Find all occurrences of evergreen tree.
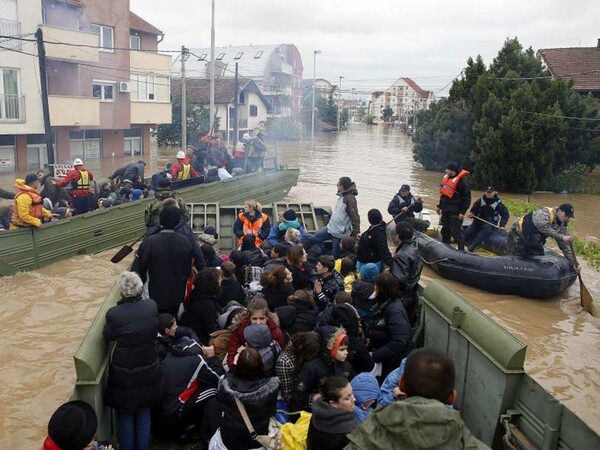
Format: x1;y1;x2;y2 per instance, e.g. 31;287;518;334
156;95;217;146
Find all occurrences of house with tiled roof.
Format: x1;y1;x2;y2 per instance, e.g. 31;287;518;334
537;39;600;98
172;77;269;142
370;78;434;123
184;44;303;117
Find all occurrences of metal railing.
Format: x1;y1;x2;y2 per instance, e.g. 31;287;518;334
0;19;21;50
0;95;24;121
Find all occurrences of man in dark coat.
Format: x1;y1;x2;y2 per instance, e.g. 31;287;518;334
314;255;345;311
465;185;510;252
390;222;423;325
387;184;429;232
132;205;194;317
437;162;471;251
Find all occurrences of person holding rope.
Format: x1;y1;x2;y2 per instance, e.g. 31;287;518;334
387;184;429;232
465;185;509;252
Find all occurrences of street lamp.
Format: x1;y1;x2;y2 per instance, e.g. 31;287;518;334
337;75;344;131
311;50;321;145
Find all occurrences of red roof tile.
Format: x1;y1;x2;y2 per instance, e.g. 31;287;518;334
401;77;427;97
130;11;163;35
537;47;600;92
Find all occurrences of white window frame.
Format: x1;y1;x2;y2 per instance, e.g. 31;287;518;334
90;24;114;52
0;67;22;121
92;80;115;102
130;74;169;102
130;35;140;50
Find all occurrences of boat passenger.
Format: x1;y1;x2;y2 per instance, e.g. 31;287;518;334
387;184;429;232
266;209;308;247
378;357;406;407
306;377;360;450
274;289;319;338
264;242;289;272
437;162;471;251
339;256;358;293
351;263;379;322
233;199;271;247
465;185;510;252
302;177;360;257
284;227;302;246
180;268;222;345
54;158;95;215
209;347;280;450
356;208;393;272
284;244;315;291
391;222;423;325
9;173;52;229
171;150;198;180
227;296;285;367
275;331;320;402
314;255;345;311
289;326;354;414
508;203;580;272
368;273;412;378
261;265;295;311
132;206;194;317
202;243;224;268
239;233;269;267
103;271;162;450
144;177;190;227
350;372;380;422
109;160;146;185
156;313;199;361
217;261;246;308
43;400;113;450
244;323;282;375
346;348;491;450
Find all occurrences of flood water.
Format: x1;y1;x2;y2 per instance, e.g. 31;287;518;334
1;125;599;447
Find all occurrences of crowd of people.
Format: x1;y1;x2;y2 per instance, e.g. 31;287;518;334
38;162;581;449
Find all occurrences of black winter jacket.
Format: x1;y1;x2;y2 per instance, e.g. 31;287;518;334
391;239;423;292
328;304;374;374
217;373;280;450
356;222;393;267
104;296;162;413
217;276;246;308
156;325;199;361
285;261;315;291
437;173;471;216
263;282;295;311
146;221;206;271
131;230;193;312
368;298;411;368
276;299;319;337
180;291;221;345
307;399;359;450
314;271;345;310
470;194;510;227
388;192;423;222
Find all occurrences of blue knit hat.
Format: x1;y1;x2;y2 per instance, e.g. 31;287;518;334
350;373;380;404
359;263;379;281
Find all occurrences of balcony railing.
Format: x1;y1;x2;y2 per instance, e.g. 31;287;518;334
0;18;21;50
0;94;24;121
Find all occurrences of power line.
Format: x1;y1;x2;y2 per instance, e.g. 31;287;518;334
521;110;600;122
521;120;600;133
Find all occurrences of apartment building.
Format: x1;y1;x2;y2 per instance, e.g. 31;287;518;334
0;0;171;172
370;77;434;122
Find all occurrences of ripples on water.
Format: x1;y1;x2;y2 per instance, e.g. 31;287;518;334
0;125;599;446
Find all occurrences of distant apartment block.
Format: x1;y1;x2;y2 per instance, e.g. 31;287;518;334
0;0;172;172
370;77;434;122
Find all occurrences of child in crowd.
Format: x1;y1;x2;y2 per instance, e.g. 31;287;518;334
351;262;379;322
350;373;380;422
339;256;359;293
306;377;360;450
156;313;199;361
227;296;285;367
314;255;345;310
243;323;282;375
290;326;354;413
217;261;246;307
275;331;320;401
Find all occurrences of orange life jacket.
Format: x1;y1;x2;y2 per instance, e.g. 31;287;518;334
10;190;43;228
238;212;268;246
439;169;469;199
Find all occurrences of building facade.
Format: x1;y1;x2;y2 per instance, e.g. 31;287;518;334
370;77;434;123
185;44;303;117
0;0;172;172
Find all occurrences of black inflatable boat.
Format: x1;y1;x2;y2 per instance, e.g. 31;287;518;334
415;232;577;298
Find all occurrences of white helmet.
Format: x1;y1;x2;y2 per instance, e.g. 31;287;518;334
176;150;185;159
73;158;83;166
242;133;251;141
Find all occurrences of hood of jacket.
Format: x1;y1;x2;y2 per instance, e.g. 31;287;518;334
219;372;280;404
275;305;297;331
243;323;272;349
339;182;358;197
318;325;346;353
311;398;359;434
329;304;360;335
154;187;173;200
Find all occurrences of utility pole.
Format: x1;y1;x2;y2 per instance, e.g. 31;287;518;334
35;28;54;167
337;75;344;131
209;0;216;133
233;62;239;152
181;45;188;150
311;50;321;145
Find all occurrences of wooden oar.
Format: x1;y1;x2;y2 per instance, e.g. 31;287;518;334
471;215;507;231
568;242;595;315
111;233;145;263
386;198;423;225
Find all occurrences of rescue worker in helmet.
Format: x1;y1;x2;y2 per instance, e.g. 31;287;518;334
54;158;94;215
170;150;198;181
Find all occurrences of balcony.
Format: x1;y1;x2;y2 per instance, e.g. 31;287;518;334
49;96;100;126
0;95;25;122
41;25;99;63
0;18;21;50
130;51;172;76
131;101;171;125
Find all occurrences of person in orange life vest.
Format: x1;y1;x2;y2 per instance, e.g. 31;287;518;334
233;199;271;246
170;150;198;181
436;162;471;251
54;158;94;215
10;173;53;229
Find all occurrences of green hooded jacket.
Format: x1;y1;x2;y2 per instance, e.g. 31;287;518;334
144;187;190;227
344;396;490;450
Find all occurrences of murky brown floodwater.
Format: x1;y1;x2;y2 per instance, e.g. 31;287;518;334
1;125;599;447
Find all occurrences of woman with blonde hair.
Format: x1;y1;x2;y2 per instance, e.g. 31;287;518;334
233;199;271;246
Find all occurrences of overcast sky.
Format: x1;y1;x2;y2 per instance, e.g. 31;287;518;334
130;0;599;98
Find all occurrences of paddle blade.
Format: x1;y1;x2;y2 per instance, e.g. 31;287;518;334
111;245;133;264
578;275;597;317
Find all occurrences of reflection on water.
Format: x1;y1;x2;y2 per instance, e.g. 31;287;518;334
1;125;599;446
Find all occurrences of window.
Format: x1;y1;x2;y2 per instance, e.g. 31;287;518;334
130;74;169;102
92;82;115;101
69;130;102;160
130;35;140;50
254;51;263;59
216;52;225;60
124;128;142;155
249;105;258;117
90;24;114;51
234;52;243;59
238;92;245;104
0;68;21;120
